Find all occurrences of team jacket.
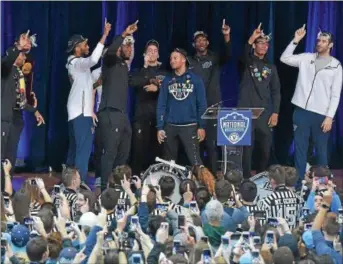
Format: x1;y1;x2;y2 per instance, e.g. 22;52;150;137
280;41;342;118
156;70;207;130
1;46;36;122
238;43;281;114
188;41;231;106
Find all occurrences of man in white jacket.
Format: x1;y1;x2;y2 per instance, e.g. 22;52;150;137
280;25;342;186
65;20;111;182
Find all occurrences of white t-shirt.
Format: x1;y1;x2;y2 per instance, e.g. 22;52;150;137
66;43;104;121
91;67;102;112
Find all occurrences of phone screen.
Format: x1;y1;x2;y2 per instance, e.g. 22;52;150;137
202;249;211;264
267;217;279;227
265;232;274;244
4;197;9;207
131;216;139;225
253;211;266;220
221;236;229;246
253;236;261;245
132;255;141;264
178;215;185;228
201;236;208;243
1;239;7;247
242;232;250;243
30;179;36;185
54;185;60;193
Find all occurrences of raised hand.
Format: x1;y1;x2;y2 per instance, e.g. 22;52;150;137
294;24;306;43
249;23;263;44
103;18;112;36
124;20;139;36
222;19;231;35
34;111;45;126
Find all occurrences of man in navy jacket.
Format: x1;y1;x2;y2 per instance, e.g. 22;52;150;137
156;48;207;166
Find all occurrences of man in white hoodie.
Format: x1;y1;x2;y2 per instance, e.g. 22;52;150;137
280;25;342;187
65;20;111;182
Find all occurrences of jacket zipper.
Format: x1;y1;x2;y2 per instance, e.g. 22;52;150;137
82;91;85;115
304;66;332;110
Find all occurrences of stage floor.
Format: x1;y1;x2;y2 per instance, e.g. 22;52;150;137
10;170;343;193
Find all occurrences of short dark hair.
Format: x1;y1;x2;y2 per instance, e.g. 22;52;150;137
168;254;188;264
111;165;132;185
323;217;340;236
284;166;299;187
195;187;211;211
104;249;119;264
273;247;294;264
179;179;196;195
26;237;48;262
100;189;120;210
239;180;257;202
159;176;175;197
225;169;243;187
268;165;286;185
312;166;331;178
147;215;165;237
37;209;54;234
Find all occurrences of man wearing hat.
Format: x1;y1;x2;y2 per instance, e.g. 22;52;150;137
1;32;45;167
65;20;111;183
156;48;207;166
130;39;168;175
97;21;138;190
238;23;281;179
188;19;231;176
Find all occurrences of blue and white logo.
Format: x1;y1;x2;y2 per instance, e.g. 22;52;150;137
217;110;252;146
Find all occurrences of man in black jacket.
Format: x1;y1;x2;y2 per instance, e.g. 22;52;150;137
129;40;168;175
238;23;281;178
1;33;45;166
97;21;138;190
188;19;231;176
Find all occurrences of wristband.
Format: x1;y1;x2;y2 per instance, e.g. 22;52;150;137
293;41;299;45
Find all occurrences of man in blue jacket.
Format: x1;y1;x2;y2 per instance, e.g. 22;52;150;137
156;48;207;166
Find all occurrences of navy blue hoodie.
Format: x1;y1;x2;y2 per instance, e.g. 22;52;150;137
156;70;207;130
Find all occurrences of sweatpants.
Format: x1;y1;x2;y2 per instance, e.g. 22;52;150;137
97;109;132;191
293;107;329;184
242;112;272;179
130;119;160;175
1;113;24;168
163;123;203;166
200;119;220;175
66;114;93;182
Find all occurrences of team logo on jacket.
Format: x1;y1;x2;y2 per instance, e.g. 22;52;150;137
168;81;194;100
220;112;250;144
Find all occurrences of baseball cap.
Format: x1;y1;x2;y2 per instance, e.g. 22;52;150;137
145;39;159;50
58;247;78;263
215;179;232;203
66;35;88;53
193;31;208;41
122;35;135;45
78;212;97;228
10;225;30;253
172;48;189;65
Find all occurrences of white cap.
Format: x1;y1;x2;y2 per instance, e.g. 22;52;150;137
123;35;135;45
78;212;97;227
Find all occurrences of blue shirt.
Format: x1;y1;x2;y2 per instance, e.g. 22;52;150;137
312;230;342;264
156;70;207;129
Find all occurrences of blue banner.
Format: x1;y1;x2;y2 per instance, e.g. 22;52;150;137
217;110;252;146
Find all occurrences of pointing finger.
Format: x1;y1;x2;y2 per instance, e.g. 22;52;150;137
105;17;107;24
302;24;306;30
187;184;190;193
258;22;262;30
134;20;139;25
222;19;226;27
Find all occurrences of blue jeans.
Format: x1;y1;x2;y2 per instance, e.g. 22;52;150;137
293;107;329;184
66;114;93;182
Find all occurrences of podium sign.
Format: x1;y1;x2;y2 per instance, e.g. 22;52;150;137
217;110;252;146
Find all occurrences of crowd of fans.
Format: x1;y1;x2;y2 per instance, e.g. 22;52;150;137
1;159;343;264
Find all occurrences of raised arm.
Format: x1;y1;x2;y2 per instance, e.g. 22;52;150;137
219;19;232;65
280;24;307;67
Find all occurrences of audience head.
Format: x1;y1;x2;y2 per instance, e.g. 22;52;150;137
322;216;340;240
215;179;232;203
272;246;295;264
62;167;81;190
239;180;257;203
195;187;211;211
37;208;54;234
104;249;120;264
284;166;299;188
47;232;62;260
26;237;49;262
100;188;120;211
110;165;132;186
204;199;224;224
179;179;196;196
159;176;175;197
76;189;96;213
225;168;243;189
268;165;286;188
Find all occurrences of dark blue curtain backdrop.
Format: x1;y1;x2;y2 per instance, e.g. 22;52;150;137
1;1;342;171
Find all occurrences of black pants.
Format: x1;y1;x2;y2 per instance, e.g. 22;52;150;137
200;119;220;174
93;125;103;181
1;116;24;167
242;113;272;178
97;110;132;190
163;123;202;166
130;119;160;175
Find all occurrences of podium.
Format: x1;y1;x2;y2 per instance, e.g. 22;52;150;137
202;105;264;175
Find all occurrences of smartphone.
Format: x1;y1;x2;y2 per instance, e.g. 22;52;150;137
24;217;34;226
221;236;229;246
131;216;139;225
54;185;60;193
173;240;181;255
78;224;83;231
267;217;279;226
338;208;343;216
265;231;274;244
202;249;211;264
199;236;208;244
253;210;266;220
65;222;72;233
30;230;39;238
3;196;10;208
189;201;198;213
304;223;313;231
251;250;260;259
230;233;242;246
178;215;185;228
155;203;168;212
1;238;7;247
132;253;142;264
30;179;36;185
104;232;113;241
236;225;243;233
115;207;124;221
315;177;328;185
242;231;250;243
6;222;14;233
253;236;262;245
302;208;310;218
